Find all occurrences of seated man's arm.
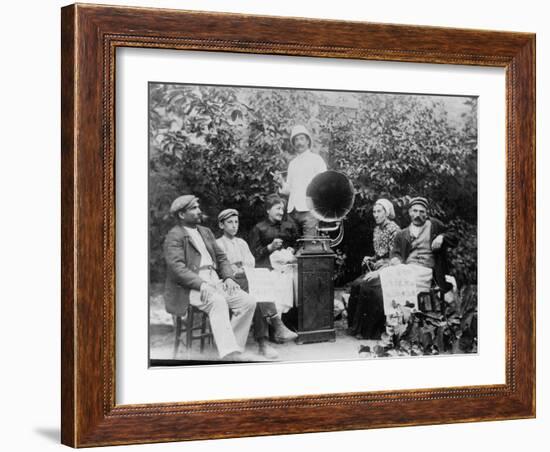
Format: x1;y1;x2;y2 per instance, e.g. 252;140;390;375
432;218;458;250
442;223;458;248
163;231;204;290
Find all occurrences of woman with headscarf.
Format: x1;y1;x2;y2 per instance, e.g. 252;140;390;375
347;198;400;339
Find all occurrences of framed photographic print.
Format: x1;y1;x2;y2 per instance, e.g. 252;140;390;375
61;3;535;447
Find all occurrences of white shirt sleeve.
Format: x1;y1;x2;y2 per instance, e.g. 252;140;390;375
237;238;256;268
318;155;327;172
286;159;296;192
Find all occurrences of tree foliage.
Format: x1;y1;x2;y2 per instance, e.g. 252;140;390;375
149;84;477;286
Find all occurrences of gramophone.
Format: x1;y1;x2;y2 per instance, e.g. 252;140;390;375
295;170;355;344
298;170;355;253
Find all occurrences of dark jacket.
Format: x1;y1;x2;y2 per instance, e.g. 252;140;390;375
390;217;457;293
248;219;298;269
163;224;233;315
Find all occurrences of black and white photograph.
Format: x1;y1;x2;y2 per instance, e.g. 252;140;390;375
3;0;543;449
148;82;478;366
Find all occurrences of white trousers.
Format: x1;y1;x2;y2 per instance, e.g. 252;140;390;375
189;269;256;358
407;264;434;293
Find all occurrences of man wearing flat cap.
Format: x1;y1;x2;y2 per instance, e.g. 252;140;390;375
163;195;256;360
216;208;297;360
215;208;255;280
390;196;457;294
274;124;327;238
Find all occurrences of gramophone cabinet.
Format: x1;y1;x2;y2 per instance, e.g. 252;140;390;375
295;247;336;344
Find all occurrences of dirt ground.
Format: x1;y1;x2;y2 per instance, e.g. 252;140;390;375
149;289;379;364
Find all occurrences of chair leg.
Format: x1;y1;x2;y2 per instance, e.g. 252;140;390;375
173;316;182;359
200;312;207;353
186;307;194;352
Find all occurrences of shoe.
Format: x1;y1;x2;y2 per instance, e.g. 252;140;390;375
268;333;284;344
269;315;298;342
220;351;242;361
258;340;279;360
221;350;258;362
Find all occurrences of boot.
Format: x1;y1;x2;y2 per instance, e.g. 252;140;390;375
258;339;279;360
269;315;298;342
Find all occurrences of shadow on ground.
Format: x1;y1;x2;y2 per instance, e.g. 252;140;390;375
34;428;59;443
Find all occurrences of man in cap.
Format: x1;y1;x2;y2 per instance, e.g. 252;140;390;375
163;195;256;360
274;124;327;237
216;208;297;360
390;196;457;294
216;208;256;281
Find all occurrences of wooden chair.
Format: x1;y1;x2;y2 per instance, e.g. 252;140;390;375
173;304;213;358
417;285;444;313
417;274;458;313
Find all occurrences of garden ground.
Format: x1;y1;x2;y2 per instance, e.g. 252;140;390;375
149;288;379;364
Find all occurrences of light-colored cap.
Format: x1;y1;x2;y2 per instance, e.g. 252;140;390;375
218;208;239;223
170;195;198;214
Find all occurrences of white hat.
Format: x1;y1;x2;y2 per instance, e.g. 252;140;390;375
290;125;312;146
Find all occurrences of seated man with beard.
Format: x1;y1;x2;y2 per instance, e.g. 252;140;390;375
389;197;457;294
163;195;256;360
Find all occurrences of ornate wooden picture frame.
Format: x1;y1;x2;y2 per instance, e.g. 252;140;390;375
61;3;535;447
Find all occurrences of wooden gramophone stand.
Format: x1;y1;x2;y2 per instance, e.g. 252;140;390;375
295;239;336;344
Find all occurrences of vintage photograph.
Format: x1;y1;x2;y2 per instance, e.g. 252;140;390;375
148;82;478;365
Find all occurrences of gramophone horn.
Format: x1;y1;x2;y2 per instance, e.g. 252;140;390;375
306;170;355;222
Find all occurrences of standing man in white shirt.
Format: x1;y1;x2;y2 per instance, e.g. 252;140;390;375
274;124;327;238
163;195;256;361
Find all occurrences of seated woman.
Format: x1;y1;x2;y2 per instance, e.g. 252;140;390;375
248;194;300;338
248;194;299;270
347;199;400;339
216;208;296;360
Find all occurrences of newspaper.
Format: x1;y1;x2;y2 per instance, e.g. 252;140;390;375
379;264;418;316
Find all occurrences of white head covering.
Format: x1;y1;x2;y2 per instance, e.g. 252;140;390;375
290;125;312;147
374;198;395;220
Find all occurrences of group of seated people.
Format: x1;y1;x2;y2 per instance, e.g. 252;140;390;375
163;193;300;361
162;191;457;361
347;196;457;340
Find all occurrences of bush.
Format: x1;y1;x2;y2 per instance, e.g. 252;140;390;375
149;84;477;287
